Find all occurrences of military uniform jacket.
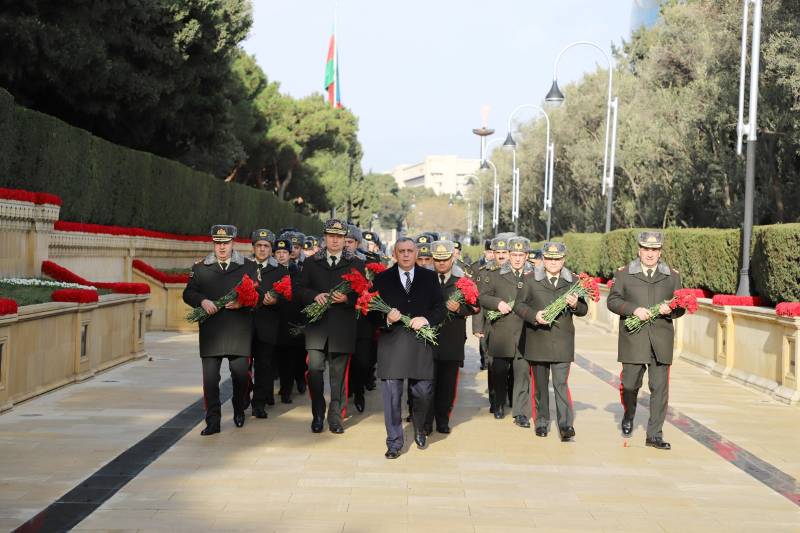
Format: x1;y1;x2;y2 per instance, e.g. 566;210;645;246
277;262;305;346
477;262;530;358
471;262;493;336
606;259;684;364
251;258;289;346
513;267;588;363
296;249;365;354
435;274;480;362
370;265;446;379
183;251;258;357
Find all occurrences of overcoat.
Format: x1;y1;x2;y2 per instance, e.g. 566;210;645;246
370;265;446;379
435;273;479;362
477;262;531;358
183;251;258;357
606;258;684;364
251;257;289;346
513;267;588;362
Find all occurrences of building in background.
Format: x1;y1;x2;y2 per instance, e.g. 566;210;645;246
389;155;479;196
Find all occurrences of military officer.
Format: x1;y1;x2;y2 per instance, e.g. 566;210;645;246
345;224;368;260
423;240;479;434
477;236;526;420
471;239;495;371
361;230;384;264
303;236;319;258
514;242;587;440
183;225;258;435
296;218;366;434
282;230;306;269
528;248;543;269
274;237;306;403
607;231;685;450
416;241;434;270
347;223;375;413
249;229;288;417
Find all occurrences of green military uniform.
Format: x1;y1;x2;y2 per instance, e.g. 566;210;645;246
514;242;588;439
606;232;685;449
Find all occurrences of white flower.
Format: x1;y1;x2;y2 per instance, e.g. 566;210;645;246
0;278;95;291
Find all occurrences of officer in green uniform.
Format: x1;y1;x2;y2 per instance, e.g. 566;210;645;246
527;248;543;269
183;225;258;435
514;242;588;440
607;231;685;450
416;240;434;270
471;239;495;371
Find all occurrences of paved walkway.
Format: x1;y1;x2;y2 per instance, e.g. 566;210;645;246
1;322;799;532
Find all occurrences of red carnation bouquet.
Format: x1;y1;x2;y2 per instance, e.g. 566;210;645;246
624;289;699;333
355;290;438;345
365;262;388;282
776;302;800;317
266;275;293;302
302;268;370;323
540;272;600;324
186;274;259;323
445;277;479;318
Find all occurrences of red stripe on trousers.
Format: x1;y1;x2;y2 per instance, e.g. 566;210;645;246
247;356;253;403
342;354;352;419
529;365;536;421
449;368;461;417
305;352;312;399
618;368;624;405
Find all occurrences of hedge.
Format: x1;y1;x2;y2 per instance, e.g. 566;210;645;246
0;88;321;237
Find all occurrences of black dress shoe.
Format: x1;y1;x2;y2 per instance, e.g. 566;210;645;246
646;436;671;450
514;415;530;428
621;417;633;437
535;427;548;437
281;394;293;404
311;416;324;433
296;382;307;394
252;406;268;419
200;424;220;436
233;412;245;428
489;403;496;414
385;449;400;459
436;425;451;434
354;392;365;413
493;406;505;420
559;426;576;441
329;424;344;434
414;432;427;450
365;380;376;391
423;425;433;436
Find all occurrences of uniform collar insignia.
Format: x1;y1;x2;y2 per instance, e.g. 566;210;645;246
629;258;670;276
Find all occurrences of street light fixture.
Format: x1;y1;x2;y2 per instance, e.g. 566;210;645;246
547;41;618;233
503;104;553;236
735;0;763;296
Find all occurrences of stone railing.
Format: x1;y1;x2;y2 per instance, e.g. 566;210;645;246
132;269;196;332
0;199;60;277
581;287;800;404
0;293;148;412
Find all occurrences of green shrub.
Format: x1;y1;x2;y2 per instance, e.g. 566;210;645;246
561;233;603;275
752;223;800;304
0;88;321;236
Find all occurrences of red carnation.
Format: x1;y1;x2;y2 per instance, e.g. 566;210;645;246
342;268;370;294
776;302;800;317
712;294;765;307
132;259;189;284
235;274;260;308
454;277;479;306
606;279;615;288
51;288;99;303
356;290;379;316
0;298;18;315
268;275;293;301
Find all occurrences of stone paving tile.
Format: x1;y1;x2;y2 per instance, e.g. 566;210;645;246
3;324;800;531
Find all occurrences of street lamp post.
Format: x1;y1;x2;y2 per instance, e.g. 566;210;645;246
546;41;618;233
480;159;500;230
503;104;553;237
735;0;763;296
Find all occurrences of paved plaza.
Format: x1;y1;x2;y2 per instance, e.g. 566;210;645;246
1;320;799;532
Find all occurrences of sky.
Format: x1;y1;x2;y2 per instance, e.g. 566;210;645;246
242;1;635;174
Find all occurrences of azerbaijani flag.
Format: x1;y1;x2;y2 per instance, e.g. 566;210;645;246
324;32;341;108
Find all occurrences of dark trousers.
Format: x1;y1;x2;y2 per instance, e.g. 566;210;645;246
349;338;373;397
277;344;304;397
531;361;573;430
490;357;513;409
511;356;531;418
424;360;460;430
251;339;275;408
621;354;670;439
201;356;249;427
307;348;350;427
382;378;432;452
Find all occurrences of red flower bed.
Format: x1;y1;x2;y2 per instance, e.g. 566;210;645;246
676;288;713;299
51;289;99;303
132;259;190;284
0;298;18;315
775;302;800;317
0;187;62;205
55;220;251;243
711;294;766;307
42;261;150;294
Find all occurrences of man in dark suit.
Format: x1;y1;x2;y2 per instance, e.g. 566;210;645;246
423;240;479;435
514;242;588;441
183;225;258;435
249;228;288;418
296;218;366;434
371;237;446;459
607;231;685;450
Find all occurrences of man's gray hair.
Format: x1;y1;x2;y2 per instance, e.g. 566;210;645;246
393;236;415;253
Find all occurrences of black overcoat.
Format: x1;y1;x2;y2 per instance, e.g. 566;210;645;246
296;250;365;354
370;265;446;379
513;267;588;363
183;251;258;357
435;274;479;362
251;258;289;346
477;263;531;358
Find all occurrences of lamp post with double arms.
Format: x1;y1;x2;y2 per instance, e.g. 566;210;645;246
502;104;553;236
545;41;618;233
735;0;763;296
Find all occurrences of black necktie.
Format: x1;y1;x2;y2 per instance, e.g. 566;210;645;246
257;263;264;271
220;262;228;272
439;274;446;287
516;270;521;279
404;271;412;293
550;276;558;287
647;268;654;279
330;256;337;268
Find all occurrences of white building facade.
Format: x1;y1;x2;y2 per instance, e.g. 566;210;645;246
390;155;480;196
